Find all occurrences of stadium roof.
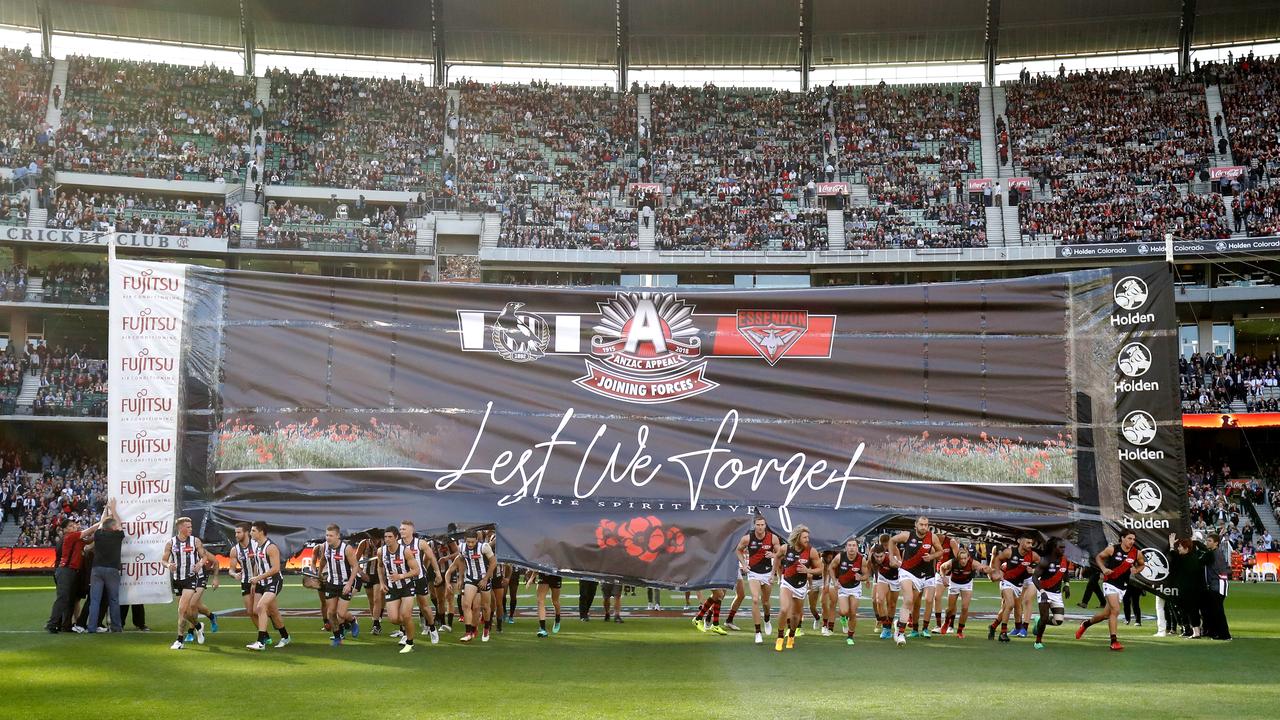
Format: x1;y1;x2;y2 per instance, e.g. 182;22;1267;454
0;0;1278;66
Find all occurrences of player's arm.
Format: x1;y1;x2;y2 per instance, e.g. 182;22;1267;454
343;544;360;591
1133;550;1145;574
162;538;174;572
939;559;953;577
988;548;1010;581
403;548;421;581
378;554;389;590
923;533;945;562
482;545;497;586
808;548;824;577
735;534;751;571
1094;545;1115;574
263;543;281;579
1032;555;1052;591
423;541;443;583
887;531;908;560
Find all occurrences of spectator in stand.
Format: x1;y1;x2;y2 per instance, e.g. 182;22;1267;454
45;189;239;239
256;198;418;254
0;46;53;171
1180;350;1280;413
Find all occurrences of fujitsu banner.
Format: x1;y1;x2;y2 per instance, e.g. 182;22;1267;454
108;260;186;604
164;262;1187;589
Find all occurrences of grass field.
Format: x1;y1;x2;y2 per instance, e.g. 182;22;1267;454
1;575;1277;719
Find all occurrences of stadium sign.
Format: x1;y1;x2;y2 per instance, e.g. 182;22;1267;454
815;182;850;196
1056;236;1280;259
143;262;1185;589
1209;166;1246;181
0;227;228;253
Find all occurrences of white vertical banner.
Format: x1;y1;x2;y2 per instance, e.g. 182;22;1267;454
108;259;187;605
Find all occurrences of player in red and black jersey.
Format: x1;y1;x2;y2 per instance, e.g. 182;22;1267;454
887;516;944;641
734;516;779;644
829;539;865;646
938;545;990;637
1032;537;1069;650
869;535;902;641
691;587;729;636
1076;529;1145;651
817;550;839;636
989;534;1039;642
929;533;960;629
772;525;823;651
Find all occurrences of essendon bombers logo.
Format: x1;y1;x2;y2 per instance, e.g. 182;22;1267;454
456;291;835;405
576;293;716;404
737;310;809;366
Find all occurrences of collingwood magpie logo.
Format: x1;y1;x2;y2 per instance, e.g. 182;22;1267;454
1140;548;1170;582
1117;342;1152;377
1113;276;1149;311
1126;479;1162;514
490;302;550;363
1121;410;1157;446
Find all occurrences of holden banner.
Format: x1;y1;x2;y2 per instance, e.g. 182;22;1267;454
123;260;1188;591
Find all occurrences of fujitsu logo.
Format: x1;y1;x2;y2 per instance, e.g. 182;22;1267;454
122;512;170;538
123;552;167;580
120;430;172;457
121;471;171;497
120;348;174;374
120;389;173;415
121;268;180;294
121;308;177;333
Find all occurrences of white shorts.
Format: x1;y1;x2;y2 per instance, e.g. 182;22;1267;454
1038;589;1063;607
999;580;1025;597
811;578;824;591
746;571;773;587
837;585;863;600
782;581;808;602
875;574;901;593
948;580;973;596
899;569;927;592
1102;582;1126;598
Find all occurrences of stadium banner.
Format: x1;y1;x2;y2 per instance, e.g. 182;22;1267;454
1209;166;1246;181
108;260;187;604
0;227;227;253
161;262;1187;589
628;182;663;194
815;182;851;196
965;178;994;192
1184;412;1280;429
1056;236;1280;259
1006;176;1034;191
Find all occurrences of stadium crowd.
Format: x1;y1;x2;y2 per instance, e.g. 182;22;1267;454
1180;351;1280;413
32;355;107;418
0;46;52;171
255;198;418;253
1217;54;1280;180
45;188;239;238
56;57;255;181
0;453;106;549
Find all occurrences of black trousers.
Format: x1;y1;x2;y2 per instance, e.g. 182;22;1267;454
1202;591;1230;639
47;567;77;631
1081;573;1104;607
90;601;147;630
1123;588;1142;622
578;580;598;618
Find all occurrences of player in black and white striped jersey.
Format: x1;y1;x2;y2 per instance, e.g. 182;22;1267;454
163;517;207;650
228;522;258;621
447;528;496;643
398;521;443;645
314;523;364;647
379;526;421;654
354;531;384;635
246;520;290;651
430;534;457;632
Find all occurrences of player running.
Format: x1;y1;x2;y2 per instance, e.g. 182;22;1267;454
378;526;421;653
355;530;385;635
431;534;456;632
938;545;989;638
229;522;259;627
735;516;779;644
1031;537;1069;650
691;588;728;635
870;536;902;642
723;573;746;631
830;538;865;646
400;521;443;644
245;521;290;651
817;550;838;635
163;517;208;650
1076;529;1145;651
315;524;363;646
528;572;563;637
888;516;944;641
773;525;823;651
989;534;1039;642
448;529;497;643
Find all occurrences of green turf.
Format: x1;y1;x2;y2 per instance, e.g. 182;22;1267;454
0;576;1277;719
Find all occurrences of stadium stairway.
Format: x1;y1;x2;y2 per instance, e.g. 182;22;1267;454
255;76;271;108
444;88;460;158
24;277;43;302
826;209;844;249
1205;84;1233;166
637;93;651;140
978;86;999;177
415;215;437;254
45;58;67;129
1001;202;1021;245
1258;496;1280;541
26;206;46;229
240;219;259;246
0;520;20;544
992;85;1012;174
850;184;870;206
984;205;1005;247
480;212;501;249
16;373;40;413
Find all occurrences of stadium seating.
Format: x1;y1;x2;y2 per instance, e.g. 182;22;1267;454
255;198;418;254
0;453;106;548
45;189;238;238
57;57;254;181
264;70;444;191
32;354;107;418
0;192;28;226
0;47;51;171
1181;351;1280;413
1219;55;1280;176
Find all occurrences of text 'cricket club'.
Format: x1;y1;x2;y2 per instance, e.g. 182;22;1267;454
456;291;837;404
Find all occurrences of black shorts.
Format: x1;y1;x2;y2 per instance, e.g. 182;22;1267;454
464;578;491;592
240;581;255;597
257;577;283;595
386;585;411;602
172;576;200;594
601;583;621;598
412;576;432;597
321;582;352;602
196;575;208;590
538;574;562;589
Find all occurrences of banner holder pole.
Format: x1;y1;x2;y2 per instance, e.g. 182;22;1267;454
1163;232;1174;265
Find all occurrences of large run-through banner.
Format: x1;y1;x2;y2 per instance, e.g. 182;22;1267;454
111;260;1188;591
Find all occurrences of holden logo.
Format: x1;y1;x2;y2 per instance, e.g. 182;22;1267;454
1138;244;1150;255
1140;548;1169;582
490;302;550;363
1117;342;1152;377
1215;241;1227;252
1113;276;1149;311
1121;410;1157;446
1061;247;1073;257
1126;479;1162;514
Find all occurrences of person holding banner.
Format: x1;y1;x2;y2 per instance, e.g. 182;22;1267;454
773;526;823;652
1075;529;1144;651
527;572;563;638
